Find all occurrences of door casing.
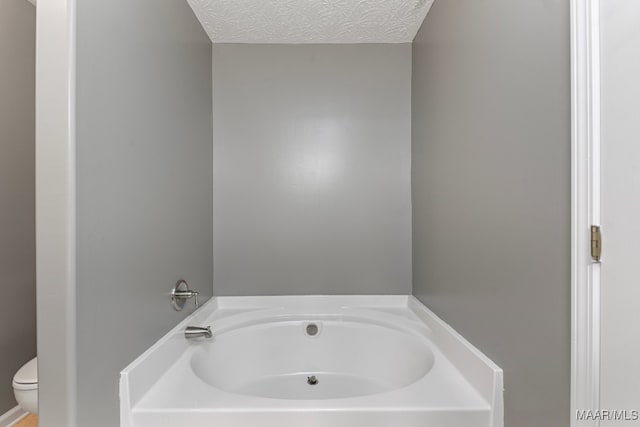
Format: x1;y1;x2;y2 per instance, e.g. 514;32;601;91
570;0;601;426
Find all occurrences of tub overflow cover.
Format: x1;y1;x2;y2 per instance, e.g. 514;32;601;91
307;375;319;386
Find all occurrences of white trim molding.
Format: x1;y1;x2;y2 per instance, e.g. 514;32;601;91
570;0;601;426
0;406;27;427
35;0;76;425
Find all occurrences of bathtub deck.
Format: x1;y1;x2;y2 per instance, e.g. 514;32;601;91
121;296;502;427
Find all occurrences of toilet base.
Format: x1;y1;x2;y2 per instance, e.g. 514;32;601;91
13;388;38;414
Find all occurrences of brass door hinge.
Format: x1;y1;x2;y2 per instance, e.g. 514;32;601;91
591;225;602;262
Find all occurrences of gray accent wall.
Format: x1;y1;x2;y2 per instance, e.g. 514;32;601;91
411;1;570;426
212;44;412;296
0;0;36;415
75;0;213;425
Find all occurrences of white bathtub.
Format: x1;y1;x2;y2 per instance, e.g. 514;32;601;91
121;296;503;427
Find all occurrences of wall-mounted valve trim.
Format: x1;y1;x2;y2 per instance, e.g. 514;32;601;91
171;280;199;311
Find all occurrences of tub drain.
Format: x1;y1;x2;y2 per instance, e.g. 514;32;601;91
306;323;319;336
307;375;319;386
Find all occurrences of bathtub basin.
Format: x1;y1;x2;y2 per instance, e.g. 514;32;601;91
121;295;503;427
191;317;435;399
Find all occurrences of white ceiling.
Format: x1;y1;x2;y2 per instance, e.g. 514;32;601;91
186;0;435;44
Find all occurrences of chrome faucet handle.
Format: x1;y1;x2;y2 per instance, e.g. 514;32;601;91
173;289;199;307
170;280;200;311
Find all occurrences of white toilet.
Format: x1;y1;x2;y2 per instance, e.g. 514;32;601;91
12;357;38;414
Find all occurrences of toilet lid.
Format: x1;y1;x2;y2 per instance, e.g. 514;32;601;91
13;357;37;385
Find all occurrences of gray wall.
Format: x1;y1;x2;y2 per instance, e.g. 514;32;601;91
411;1;570;426
0;0;36;415
212;44;412;296
75;0;213;425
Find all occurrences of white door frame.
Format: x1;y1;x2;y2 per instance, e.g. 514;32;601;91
570;0;601;426
35;0;77;425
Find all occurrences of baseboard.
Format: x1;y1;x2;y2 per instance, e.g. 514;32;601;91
0;406;27;427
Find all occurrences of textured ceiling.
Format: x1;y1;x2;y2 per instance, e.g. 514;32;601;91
186;0;435;44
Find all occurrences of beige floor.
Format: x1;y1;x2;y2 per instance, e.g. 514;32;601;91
15;414;37;427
